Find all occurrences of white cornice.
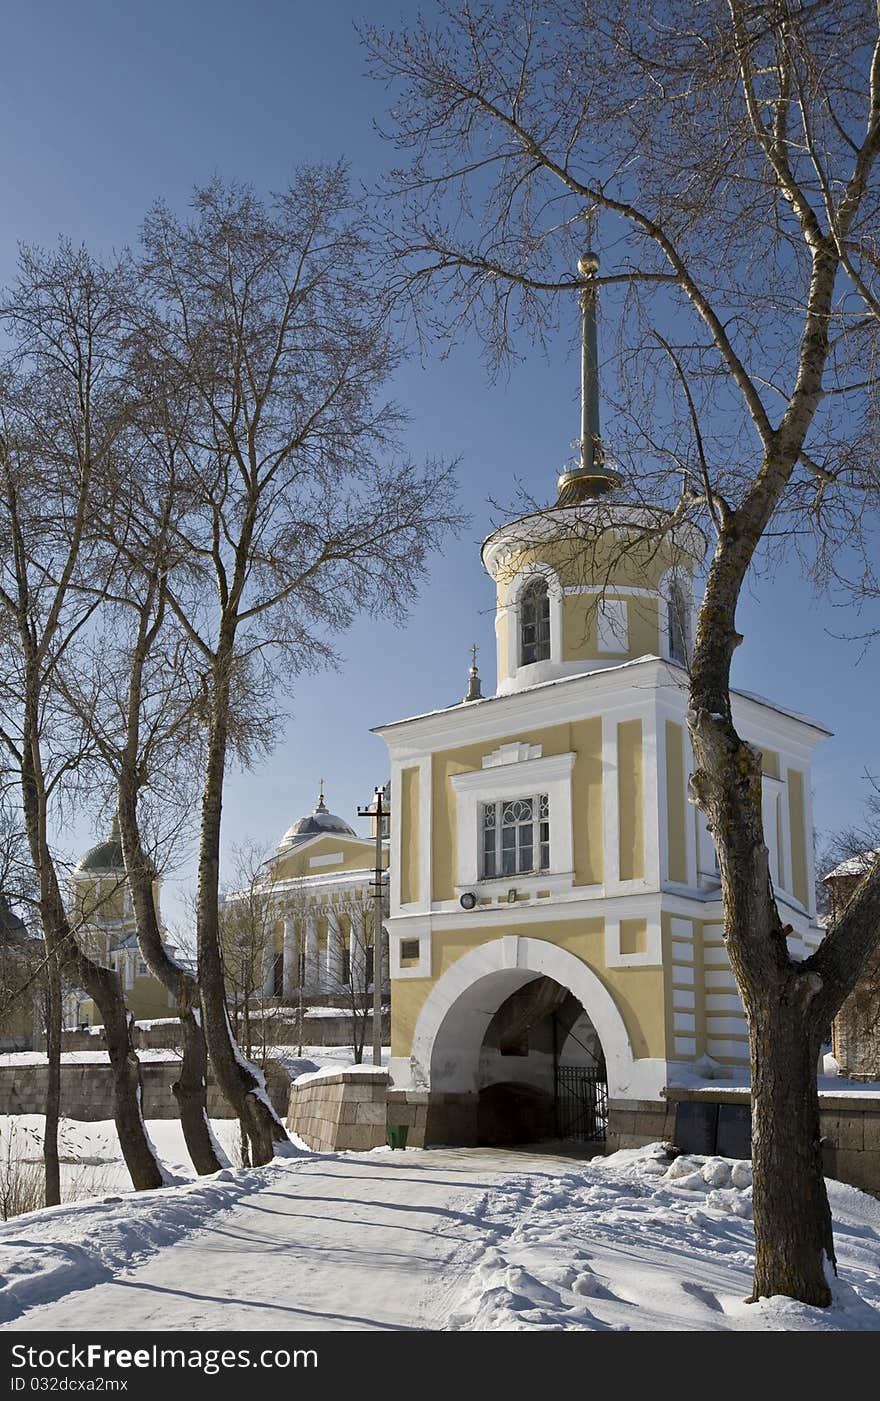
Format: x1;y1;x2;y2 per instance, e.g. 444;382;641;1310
375;656;830;757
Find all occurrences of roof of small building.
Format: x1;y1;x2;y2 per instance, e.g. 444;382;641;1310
823;851;879;882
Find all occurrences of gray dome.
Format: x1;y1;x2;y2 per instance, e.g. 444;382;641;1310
76;814;124;873
278;789;356;851
0;895;28;944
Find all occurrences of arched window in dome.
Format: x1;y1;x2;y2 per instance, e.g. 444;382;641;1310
520;577;551;666
667;577;690;665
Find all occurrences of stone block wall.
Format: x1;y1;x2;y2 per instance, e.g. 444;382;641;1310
0;1059;291;1121
832;947;880;1080
286;1068;391;1151
663;1087;880;1194
58;1009;390;1054
386;1089;429;1147
818;1093;880;1193
606;1098;678;1152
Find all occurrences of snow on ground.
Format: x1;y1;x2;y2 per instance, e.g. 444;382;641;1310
0;1046;388;1199
2;1041;877;1332
0;1142;878;1332
449;1144;880;1331
669;1051;880;1099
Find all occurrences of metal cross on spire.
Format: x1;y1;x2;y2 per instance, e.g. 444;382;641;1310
556;216;623;507
463;644;483;703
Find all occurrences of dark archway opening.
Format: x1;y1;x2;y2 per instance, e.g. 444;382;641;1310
475;975;607;1148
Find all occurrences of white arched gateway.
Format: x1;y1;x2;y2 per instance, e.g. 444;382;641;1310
410;935;661;1104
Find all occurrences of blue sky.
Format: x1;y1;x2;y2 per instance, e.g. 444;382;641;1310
2;1;877;929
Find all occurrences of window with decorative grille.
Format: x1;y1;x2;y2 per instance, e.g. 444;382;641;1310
481;795;550;878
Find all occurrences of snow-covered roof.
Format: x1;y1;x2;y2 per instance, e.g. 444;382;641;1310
276;791;358;852
823;851;879;882
373;654;832;738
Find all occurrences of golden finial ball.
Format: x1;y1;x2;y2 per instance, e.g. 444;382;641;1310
578;250;599;277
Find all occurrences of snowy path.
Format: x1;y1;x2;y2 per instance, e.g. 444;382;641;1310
3;1143;879;1332
1;1148;573;1332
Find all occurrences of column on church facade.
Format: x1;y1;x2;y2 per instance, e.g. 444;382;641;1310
305;909;319;993
261;925;275;999
380;924;390;988
350;909;366;996
282;916;297;1001
326;907;344;989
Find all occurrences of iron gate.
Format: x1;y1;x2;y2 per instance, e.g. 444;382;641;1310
554;1066;608;1142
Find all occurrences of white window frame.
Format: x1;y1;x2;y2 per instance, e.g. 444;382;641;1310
659;568;694;665
480;793;550;880
450;750;575;893
502;564;563;681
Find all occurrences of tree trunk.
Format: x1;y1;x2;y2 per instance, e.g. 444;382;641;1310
689;583;836;1307
195;652;289;1166
99;993;165;1192
20;724;164;1192
43;954;61;1207
173;1009;226;1176
748;1002;834;1305
116;788;225;1176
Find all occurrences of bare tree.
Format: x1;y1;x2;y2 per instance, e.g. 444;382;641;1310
55;398;228;1175
219;842;281;1066
131;169;461;1165
0;243;165;1192
364;0;880;1305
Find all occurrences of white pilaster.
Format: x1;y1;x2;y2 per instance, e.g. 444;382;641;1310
350;910;366;994
326;908;344;988
261;927;275;999
305;911;318;992
282;917;297;1000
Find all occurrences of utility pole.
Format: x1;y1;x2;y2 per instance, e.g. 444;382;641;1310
358;784;388;1066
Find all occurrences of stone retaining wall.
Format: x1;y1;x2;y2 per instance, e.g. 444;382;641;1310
606;1098;678;1152
386;1088;430;1147
286;1068;390;1151
58;1010;390;1054
0;1060;291;1121
665;1087;880;1194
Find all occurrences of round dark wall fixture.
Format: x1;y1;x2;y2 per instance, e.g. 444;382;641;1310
459;891;477;910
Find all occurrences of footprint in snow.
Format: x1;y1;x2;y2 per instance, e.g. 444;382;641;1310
505;1265;563;1306
680;1280;724;1313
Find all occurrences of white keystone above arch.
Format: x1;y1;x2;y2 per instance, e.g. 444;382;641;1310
408;935;665;1101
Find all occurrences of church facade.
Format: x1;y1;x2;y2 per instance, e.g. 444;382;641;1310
68;816;181;1027
222;789;390;1006
373;251;828;1147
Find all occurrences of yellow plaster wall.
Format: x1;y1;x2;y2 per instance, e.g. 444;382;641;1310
494;534;688;607
431;720;606;901
128;975;174;1020
787;769;809;907
620;918;647;955
571;717;603;885
665;721;687;883
561;594;659;664
400;766;420;905
271;835;383;882
391;920;668;1063
617;720;645;881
